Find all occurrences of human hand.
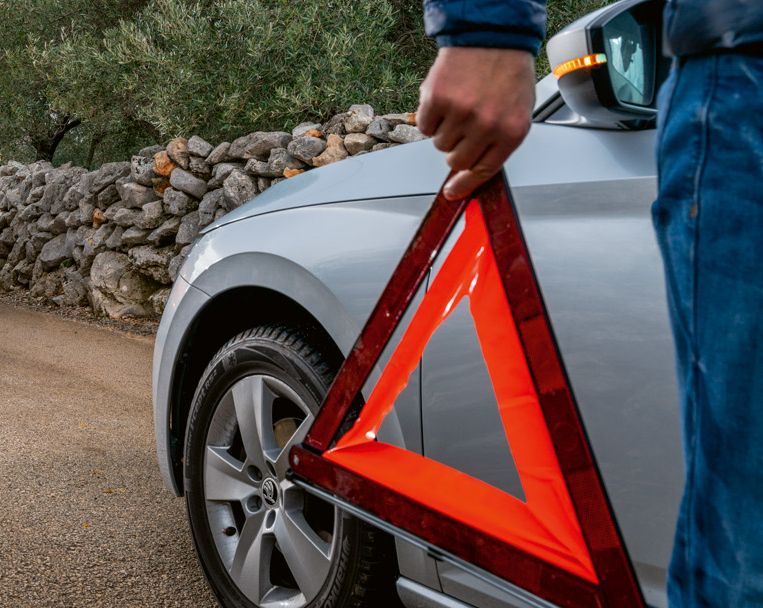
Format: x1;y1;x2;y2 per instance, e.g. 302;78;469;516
418;47;536;200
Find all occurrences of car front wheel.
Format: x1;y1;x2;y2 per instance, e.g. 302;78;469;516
184;324;400;608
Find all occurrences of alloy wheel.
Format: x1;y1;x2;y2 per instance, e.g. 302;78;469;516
203;374;338;608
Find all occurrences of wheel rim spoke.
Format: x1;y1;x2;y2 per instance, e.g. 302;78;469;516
271;414;314;480
275;508;332;602
204;446;251;502
229;510;270;602
231;376;275;470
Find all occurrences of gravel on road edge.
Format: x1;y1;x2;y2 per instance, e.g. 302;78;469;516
0;290;159;337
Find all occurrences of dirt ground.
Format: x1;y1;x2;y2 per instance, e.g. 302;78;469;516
0;302;216;607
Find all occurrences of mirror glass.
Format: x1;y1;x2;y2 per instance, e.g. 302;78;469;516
602;11;656;107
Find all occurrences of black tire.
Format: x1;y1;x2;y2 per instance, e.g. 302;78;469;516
184;324;402;608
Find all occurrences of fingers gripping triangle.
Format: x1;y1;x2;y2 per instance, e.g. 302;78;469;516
291;174;645;608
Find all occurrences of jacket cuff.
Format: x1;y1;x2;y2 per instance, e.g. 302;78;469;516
434;30;542;55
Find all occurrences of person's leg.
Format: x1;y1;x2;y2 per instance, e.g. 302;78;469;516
654;53;763;607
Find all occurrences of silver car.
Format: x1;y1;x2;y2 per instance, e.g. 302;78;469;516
153;1;680;607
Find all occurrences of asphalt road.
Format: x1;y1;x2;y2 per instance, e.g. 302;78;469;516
0;304;216;607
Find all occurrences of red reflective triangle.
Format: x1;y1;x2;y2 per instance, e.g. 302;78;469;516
291;174;645;608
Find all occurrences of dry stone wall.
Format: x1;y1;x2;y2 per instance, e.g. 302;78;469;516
0;105;423;319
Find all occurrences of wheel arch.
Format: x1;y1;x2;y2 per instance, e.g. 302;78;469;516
167;283;351;495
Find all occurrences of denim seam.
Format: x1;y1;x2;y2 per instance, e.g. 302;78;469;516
682;54;719;603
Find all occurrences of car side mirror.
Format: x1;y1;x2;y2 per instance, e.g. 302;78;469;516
547;0;668;125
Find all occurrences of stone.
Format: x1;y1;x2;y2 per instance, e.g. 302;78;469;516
176;211;200;245
198;190;223;227
137;200;165;230
105;226;124;249
388;124;426;144
85;224;115;253
312;134;348;168
292;122;322;138
18;203;43;222
152;177;171;196
163;188;195;216
381;112;417;126
287;136;327;165
322;113;349;136
147;217;181;246
222;170;257;210
267;148;306;177
229;131;292;160
344;104;375;133
131;155;156;186
153;151;177;178
28;186;45;206
166;137;190;169
128;245;174;284
244;159;277;178
372;142;398;152
367;117;392;141
189;156;212;179
91;288;150;319
284;168;305;178
256;177;272;192
39;234;72;271
344;133;376;155
30;268;65;300
121;226;150;247
112;207;142;228
44;167;85;215
103;201;126;222
72;246;94;271
115;176;132;200
149;288;172;315
78;198;95;225
167;254;185;282
63;211;80;229
206;142;231;165
170;168;208;200
92;208;106;228
121;182;158;209
37;213;55;233
61;184;85;212
138;144;164;158
96;184;120;209
187;135;214;158
61;269;89;307
208;162;244;188
90;162;130;194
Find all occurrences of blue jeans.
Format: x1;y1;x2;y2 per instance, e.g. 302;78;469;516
653;53;763;607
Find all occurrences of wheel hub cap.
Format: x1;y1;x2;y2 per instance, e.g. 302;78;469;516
261;478;279;507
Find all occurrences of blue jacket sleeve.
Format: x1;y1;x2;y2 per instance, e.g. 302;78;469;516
423;0;547;55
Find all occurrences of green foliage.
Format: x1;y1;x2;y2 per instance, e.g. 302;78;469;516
0;0;149;164
54;0;435;146
0;0;608;166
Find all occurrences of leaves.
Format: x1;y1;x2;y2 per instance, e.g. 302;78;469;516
0;0;607;165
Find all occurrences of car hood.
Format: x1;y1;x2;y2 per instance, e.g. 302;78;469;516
202;139;450;233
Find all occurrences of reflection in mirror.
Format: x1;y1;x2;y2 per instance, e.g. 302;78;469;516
603;11;655;107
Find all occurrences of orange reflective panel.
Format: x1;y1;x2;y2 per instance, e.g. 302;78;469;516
327;201;596;582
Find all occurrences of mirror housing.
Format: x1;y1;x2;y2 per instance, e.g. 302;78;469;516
547;0;668;125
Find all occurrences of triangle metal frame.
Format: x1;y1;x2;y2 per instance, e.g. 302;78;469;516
290;173;645;608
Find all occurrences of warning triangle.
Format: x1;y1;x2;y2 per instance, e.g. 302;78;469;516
292;175;645;608
327;201;595;581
